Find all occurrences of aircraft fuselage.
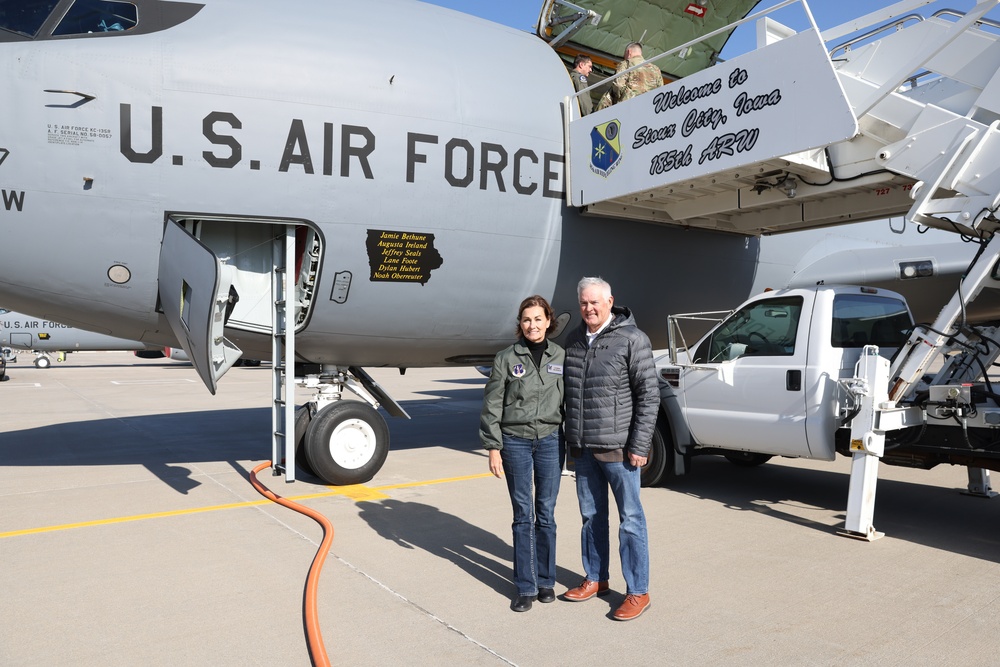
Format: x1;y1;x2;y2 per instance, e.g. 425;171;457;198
0;0;761;367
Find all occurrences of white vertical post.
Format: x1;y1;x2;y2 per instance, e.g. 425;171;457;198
270;225;297;482
844;453;882;540
283;226;296;482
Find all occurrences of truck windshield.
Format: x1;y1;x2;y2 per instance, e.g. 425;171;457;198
695;296;803;363
831;294;911;348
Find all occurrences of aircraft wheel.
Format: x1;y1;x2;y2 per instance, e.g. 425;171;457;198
294;405;316;476
723;451;772;467
34;356;51;369
304;402;389;485
640;419;672;487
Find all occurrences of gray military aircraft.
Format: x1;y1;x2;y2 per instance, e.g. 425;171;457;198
0;0;991;486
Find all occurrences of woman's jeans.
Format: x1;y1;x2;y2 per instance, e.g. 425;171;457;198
501;432;561;596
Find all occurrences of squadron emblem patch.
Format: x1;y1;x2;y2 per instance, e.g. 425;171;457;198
590;119;622;178
511;363;526;378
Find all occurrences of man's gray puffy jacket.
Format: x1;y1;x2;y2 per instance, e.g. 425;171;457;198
563;306;659;457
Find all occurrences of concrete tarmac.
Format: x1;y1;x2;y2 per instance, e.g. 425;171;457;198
2;352;1000;666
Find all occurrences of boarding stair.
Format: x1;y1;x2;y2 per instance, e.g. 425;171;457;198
564;0;1000;239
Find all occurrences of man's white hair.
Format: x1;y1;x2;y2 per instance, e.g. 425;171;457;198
577;276;612;299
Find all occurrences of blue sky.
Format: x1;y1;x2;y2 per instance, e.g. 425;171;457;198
420;0;1000;57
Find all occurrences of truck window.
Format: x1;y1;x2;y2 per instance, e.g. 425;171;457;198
830;294;911;349
693;296;803;363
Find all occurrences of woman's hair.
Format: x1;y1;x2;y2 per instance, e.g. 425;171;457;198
516;294;556;337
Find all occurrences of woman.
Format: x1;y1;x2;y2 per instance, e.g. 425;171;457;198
479;295;565;612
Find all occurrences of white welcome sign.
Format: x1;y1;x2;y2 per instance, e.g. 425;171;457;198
569;27;858;206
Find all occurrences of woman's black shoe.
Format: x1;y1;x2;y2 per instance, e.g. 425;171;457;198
537;587;555;603
511;595;536;612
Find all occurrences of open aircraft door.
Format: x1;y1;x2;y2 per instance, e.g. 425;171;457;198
158;219;242;395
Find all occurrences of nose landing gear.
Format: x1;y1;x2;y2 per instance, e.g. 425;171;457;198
290;366;404;486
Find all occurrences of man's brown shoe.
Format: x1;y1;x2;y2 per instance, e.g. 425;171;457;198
613;593;650;621
563;580;610;601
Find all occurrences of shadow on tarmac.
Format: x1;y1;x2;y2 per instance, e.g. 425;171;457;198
661;456;1000;564
5;388;1000;564
0;406;271;495
356;498;583;599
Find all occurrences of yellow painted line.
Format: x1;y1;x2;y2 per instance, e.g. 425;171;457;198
0;472;494;539
1;499;273;538
375;472;493;491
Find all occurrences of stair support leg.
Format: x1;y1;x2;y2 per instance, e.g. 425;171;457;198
842;452;884;541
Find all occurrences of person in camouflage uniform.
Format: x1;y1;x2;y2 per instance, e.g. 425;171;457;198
596;42;663;111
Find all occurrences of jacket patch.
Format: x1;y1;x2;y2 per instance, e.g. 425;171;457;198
511;363;526;378
547;364;563;375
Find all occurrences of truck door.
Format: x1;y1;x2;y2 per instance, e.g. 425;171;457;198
158;219;242;395
681;295;816;458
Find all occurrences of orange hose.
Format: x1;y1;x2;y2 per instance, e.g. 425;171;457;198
250;461;332;667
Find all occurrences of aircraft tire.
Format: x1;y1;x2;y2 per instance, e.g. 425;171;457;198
640;420;672;487
35;356;50;369
723;451;772;467
294;405;316;476
304;402;389;486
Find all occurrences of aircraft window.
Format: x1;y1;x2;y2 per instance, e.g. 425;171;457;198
0;0;60;38
694;296;803;363
831;294;912;350
52;0;137;35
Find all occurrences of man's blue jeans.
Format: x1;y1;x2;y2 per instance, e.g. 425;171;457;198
501;432;562;596
573;447;649;595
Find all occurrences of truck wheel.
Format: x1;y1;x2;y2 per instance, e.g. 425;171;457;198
641;422;671;487
723;451;772;467
304;402;389;485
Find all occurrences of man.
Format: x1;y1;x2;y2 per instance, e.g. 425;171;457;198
596;42;663;110
569;54;593;116
562;277;658;621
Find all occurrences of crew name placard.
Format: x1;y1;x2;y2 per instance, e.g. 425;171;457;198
366;229;443;285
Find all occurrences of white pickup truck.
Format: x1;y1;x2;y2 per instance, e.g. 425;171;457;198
645;284;919;487
644;234;1000;539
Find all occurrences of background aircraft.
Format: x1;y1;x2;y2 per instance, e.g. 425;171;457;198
0;308;267;369
0;307;170;367
0;0;995;485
